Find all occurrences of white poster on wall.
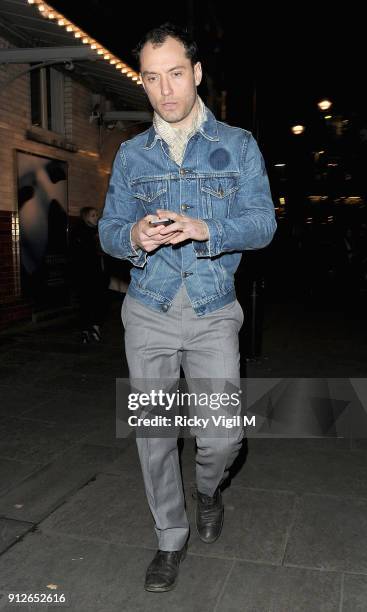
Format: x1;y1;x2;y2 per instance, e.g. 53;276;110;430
17;151;69;309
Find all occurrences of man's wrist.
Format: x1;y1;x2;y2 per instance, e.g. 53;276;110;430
130;224;140;252
200;220;210;242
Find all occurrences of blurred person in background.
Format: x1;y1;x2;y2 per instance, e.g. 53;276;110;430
70;206;109;343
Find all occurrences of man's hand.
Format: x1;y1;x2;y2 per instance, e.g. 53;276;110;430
131;214;180;253
155;209;209;245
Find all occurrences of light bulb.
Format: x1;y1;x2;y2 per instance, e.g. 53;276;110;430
291;125;305;135
318;99;332;111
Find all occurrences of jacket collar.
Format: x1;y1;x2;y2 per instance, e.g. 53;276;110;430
143;104;219;150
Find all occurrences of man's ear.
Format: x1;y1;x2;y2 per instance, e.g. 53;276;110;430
194;62;202;87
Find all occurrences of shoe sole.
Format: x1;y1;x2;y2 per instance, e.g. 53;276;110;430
196;508;224;544
144;545;187;593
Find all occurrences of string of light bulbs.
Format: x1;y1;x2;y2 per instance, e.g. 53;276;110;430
27;0;142;84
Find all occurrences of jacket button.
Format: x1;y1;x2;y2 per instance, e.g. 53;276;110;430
183;271;193;278
181;204;191;211
179;168;186;176
161;304;169;312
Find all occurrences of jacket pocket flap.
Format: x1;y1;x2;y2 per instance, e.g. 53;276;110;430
201;177;239;198
132;180;167;203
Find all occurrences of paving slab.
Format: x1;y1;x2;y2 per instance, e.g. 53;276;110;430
284;494;367;573
234;441;367;497
0;444;125;523
0;417;89;463
0;384;51;418
20;389;116;426
36;373;115;396
216;560;341;612
0;518;34;554
342;573;367;612
0;457;41;496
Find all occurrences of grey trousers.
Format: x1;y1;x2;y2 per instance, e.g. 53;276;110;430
122;284;244;551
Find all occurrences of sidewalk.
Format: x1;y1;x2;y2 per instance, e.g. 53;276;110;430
0;295;366;611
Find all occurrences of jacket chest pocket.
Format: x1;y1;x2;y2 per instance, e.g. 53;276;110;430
131;180;168;215
200;177;239;219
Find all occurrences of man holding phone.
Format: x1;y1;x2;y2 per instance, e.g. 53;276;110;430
99;23;276;592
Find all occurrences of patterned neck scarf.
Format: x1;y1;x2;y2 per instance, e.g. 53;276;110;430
153;96;207;166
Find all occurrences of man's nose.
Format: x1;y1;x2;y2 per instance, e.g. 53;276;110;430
160;77;173;96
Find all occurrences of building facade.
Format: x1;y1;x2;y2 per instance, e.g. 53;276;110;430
0;32;146;328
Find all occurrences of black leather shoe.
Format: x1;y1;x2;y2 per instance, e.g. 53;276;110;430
144;542;187;592
196;488;224;543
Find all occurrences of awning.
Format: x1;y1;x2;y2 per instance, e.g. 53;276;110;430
0;0;150;111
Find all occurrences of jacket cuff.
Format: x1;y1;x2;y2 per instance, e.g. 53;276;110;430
125;223;147;267
192;219;222;257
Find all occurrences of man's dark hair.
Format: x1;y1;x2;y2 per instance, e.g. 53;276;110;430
133;23;199;68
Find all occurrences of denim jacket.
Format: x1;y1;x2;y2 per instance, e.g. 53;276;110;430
99;106;277;316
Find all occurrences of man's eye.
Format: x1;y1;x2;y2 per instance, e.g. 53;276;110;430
147;77;157;83
173;72;182;77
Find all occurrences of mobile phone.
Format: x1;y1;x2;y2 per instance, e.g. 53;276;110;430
149;218;174;227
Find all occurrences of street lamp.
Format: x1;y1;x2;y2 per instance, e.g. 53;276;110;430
318;99;332;111
291;125;305;135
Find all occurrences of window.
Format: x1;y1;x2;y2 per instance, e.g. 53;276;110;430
30;66;65;134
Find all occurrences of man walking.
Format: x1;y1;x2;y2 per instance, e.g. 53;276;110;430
99;23;276;592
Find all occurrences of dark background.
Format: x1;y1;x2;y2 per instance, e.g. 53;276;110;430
49;1;366;143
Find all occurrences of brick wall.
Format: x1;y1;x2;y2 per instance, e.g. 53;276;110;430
0;35;143;329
